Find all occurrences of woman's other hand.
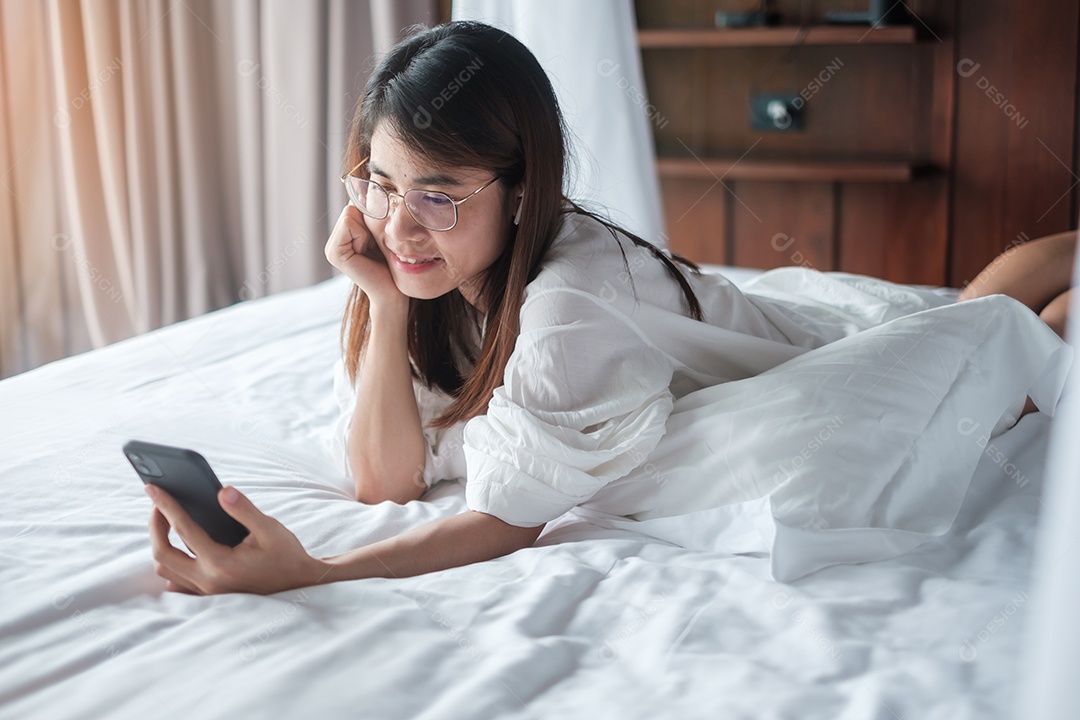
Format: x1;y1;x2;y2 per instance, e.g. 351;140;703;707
324;203;406;311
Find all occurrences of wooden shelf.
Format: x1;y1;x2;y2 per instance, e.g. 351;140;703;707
638;25;918;49
656;156;918;183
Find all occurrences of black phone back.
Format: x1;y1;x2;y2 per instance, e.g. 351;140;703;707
123;440;249;548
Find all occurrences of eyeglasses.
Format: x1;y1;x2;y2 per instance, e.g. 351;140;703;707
340;158;500;232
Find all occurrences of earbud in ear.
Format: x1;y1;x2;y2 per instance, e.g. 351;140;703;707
513;194;524;226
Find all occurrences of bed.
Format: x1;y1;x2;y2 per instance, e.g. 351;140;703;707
0;267;1067;719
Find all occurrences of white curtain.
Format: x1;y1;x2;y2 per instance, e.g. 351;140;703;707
1016;242;1080;720
451;0;665;246
0;0;435;380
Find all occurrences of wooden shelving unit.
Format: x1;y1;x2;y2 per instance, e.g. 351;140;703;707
634;0;1079;287
633;1;957;282
638;25;918;48
655;156;916;183
642;24;927;183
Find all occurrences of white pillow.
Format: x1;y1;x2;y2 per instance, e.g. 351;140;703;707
571;294;1072;581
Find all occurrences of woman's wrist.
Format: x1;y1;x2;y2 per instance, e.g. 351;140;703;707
311;548;379;586
369;295;409;326
306;554;340;586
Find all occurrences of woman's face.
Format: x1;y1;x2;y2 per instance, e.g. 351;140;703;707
363;123;516;312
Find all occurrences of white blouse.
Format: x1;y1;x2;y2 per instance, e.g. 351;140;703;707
328;211;950;527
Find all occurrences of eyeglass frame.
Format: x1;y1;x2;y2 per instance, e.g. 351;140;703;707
340;157;501;232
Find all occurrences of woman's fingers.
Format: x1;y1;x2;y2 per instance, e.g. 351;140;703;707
216;486;266;534
146;485;219;560
326;205;373;269
155;555;202;595
148;506;204;592
324;205;404;306
148;506;197;568
165;580;201;595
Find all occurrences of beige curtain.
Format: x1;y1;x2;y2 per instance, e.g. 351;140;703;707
0;0;436;380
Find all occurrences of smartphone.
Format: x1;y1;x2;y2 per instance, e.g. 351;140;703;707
123;440;250;548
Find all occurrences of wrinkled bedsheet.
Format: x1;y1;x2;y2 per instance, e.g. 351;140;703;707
0;271;1053;719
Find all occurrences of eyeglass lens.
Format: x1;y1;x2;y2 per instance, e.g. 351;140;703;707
345;178;456;231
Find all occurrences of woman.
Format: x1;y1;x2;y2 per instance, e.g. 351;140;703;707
146;21;1074;596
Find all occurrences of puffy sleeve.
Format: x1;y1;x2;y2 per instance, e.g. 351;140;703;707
464;288;676;527
326;355;468;490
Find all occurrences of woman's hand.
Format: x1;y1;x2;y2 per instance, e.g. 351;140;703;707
146;484;329;596
323;203;406;311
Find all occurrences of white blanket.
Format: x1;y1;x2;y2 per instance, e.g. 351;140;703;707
0;272;1057;719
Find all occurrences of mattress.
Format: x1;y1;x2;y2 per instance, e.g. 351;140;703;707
0;270;1052;719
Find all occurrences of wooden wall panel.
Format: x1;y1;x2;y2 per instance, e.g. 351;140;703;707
838;177;948;285
1073;9;1080;228
730;182;834;270
832;1;954;287
949;0;1079;286
640;48;708;152
1076;44;1080;225
639;0;1078;286
660;176;728;264
645;45;929;161
635;0;912;28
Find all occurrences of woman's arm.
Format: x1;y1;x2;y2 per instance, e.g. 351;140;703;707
316;511;545;583
348;300;428;504
146;484;544;595
958;230;1077;312
323;205;425;504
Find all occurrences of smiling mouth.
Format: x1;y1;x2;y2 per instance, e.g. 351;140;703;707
391;250;442;265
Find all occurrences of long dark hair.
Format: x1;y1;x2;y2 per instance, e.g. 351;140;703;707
340;20;703;429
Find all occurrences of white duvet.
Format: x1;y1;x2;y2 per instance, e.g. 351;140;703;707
0;271;1065;719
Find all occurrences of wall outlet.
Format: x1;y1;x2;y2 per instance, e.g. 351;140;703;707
750;93;804;132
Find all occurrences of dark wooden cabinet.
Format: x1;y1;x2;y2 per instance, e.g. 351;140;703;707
635;0;1079;288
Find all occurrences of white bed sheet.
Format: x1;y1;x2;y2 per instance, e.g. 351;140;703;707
0;270;1052;719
